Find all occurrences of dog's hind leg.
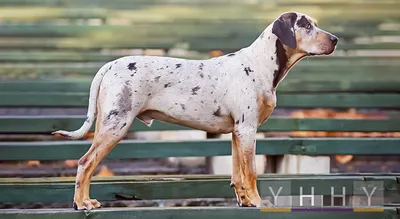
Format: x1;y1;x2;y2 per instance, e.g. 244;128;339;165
73;85;140;210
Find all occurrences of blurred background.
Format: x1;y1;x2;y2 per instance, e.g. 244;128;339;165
0;0;400;209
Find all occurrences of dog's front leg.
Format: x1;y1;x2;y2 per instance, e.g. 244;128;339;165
232;126;263;207
230;133;253;207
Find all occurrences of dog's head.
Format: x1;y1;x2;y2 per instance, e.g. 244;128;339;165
272;12;338;56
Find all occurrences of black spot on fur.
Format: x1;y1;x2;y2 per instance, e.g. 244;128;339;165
130;74;134;77
247;106;250;109
242;114;245;123
176;63;182;68
297;15;310;28
164;83;171;88
227;53;236;57
199;63;204;70
106;110;119;120
213;106;221;117
118;86;133;114
191;86;200;95
180;104;186;110
154;76;161;82
120;123;127;130
244;67;253;76
236;120;240;125
199;73;204;78
271;56;274;60
148;93;151;96
109;65;112;70
214;100;217;104
127;62;137;71
253;79;255;82
273;40;289;88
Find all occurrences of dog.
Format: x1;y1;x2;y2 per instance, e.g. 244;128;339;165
53;11;338;210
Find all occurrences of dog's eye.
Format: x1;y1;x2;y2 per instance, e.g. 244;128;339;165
306;23;312;29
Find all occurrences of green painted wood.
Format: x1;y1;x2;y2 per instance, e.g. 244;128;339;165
0;51;208;63
0;22;395;39
1;92;400;108
1;55;400;78
1;0;398;7
0;175;397;203
2;79;400;93
0;207;397;219
1;138;400;161
1;116;400;133
0;36;397;52
0;1;397;25
0;52;397;64
2;173;399;183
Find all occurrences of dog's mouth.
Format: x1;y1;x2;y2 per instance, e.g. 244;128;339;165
308;52;316;56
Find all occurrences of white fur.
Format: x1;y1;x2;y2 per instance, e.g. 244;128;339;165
53;24;281;139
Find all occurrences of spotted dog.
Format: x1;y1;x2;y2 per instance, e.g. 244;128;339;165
53;11;338;210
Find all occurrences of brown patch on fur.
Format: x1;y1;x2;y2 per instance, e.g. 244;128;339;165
257;93;275;126
231;134;253;206
74;132;125;209
236;136;262;207
273;39;307;88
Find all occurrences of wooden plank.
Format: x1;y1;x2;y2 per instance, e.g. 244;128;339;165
1;116;400;133
2;78;400;93
0;207;396;219
0;22;396;38
1;0;399;6
1;56;400;78
2;173;399;183
0;1;398;23
0;175;397;203
0;52;398;63
1;138;400;161
0;36;397;52
2;92;400;108
0;51;208;63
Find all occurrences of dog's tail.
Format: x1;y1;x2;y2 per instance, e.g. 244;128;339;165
52;62;111;139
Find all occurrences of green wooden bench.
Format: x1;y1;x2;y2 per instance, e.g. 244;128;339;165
1;0;400;218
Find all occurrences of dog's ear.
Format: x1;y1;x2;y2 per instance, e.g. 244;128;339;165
272;12;298;49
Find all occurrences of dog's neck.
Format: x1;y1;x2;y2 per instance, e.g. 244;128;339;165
245;25;307;89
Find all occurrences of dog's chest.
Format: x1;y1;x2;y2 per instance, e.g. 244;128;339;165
256;90;276;125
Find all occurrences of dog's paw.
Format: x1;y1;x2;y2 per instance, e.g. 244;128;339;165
73;199;102;210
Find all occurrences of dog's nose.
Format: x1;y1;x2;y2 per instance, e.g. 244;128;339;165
329;35;338;45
